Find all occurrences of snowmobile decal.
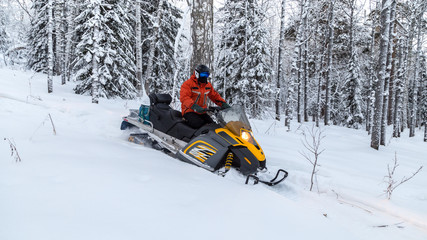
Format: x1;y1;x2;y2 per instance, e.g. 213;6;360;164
184;140;217;162
188;144;216;163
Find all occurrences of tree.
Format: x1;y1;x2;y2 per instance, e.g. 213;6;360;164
216;0;246;101
139;0;183;95
216;0;272;117
27;0;50;72
0;3;10;64
324;0;335;126
241;0;273;116
275;0;287;121
371;0;391;150
341;0;363;128
47;0;53;93
73;0;137;101
190;0;214;71
409;4;425;137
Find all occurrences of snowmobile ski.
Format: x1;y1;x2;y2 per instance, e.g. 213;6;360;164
245;169;288;186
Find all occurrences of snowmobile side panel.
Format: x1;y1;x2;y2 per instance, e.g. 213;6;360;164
229;146;260;175
178;132;230;171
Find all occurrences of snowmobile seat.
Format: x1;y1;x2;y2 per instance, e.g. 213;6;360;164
148;93;198;141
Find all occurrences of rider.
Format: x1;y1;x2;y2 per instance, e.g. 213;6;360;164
180;64;230;129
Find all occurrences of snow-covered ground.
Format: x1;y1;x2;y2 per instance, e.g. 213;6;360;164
1;67;426;240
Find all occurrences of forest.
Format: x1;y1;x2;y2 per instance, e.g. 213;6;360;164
0;0;426;148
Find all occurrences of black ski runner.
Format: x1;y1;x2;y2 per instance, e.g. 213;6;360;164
245;169;288;186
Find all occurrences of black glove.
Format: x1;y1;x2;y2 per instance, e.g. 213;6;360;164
221;102;231;109
191;104;207;113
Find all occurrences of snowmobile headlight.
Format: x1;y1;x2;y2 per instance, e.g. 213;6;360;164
241;131;251;142
240;130;260;149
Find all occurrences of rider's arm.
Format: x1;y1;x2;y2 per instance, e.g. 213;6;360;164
180;80;195;110
208;84;226;106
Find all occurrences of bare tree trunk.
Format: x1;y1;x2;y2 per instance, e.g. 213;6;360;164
324;0;334;126
366;1;377;134
144;0;165;95
409;12;423;137
91;5;101;104
190;0;214;71
275;0;286;121
393;40;404;138
54;0;63;76
371;0;390;150
47;0;53;93
59;0;66;85
295;0;306;123
380;0;396;146
135;1;144;97
64;0;74;83
303;41;308;122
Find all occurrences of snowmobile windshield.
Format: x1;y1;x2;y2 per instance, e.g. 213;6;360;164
217;105;251;136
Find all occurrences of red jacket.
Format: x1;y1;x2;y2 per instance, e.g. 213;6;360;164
180;73;226;115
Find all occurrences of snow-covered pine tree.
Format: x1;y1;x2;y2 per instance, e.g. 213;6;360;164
216;0;246;102
73;0;136;100
0;5;9;62
341;0;363;129
27;0;50;72
216;0;272;117
241;0;273;117
139;0;183;95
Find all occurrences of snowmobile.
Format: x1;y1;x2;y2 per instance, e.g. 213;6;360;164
120;93;288;186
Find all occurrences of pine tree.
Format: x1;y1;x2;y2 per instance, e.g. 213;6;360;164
0;5;9;60
140;0;183;94
216;0;246;102
341;0;363;128
73;0;136;100
28;0;50;72
216;0;272;117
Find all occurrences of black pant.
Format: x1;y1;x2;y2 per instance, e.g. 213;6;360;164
183;112;214;129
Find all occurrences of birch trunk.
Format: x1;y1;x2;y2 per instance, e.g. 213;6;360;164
380;0;396;145
47;0;53;93
393;39;403;138
371;0;390;150
295;0;306;123
135;1;144;97
64;0;74;83
303;40;308;122
409;13;423;137
276;0;286;121
366;1;377;133
324;0;334;126
91;5;100;104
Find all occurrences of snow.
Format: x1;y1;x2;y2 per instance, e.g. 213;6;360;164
1;67;427;240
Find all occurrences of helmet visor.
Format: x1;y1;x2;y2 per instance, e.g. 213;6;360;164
199;72;210;78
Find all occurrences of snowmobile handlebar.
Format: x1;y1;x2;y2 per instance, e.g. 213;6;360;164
206;106;222;113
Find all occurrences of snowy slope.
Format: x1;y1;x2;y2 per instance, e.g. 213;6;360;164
1;67;426;240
